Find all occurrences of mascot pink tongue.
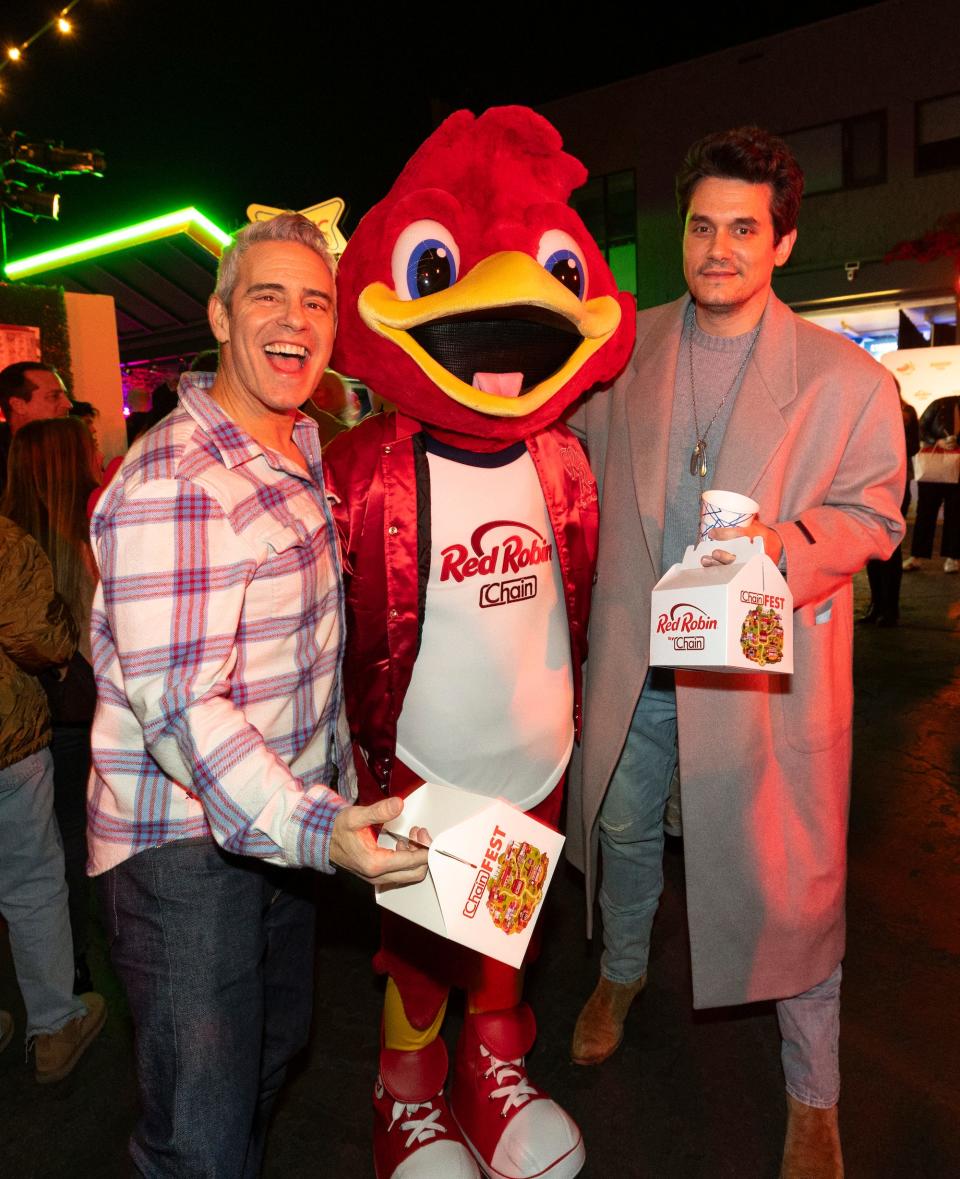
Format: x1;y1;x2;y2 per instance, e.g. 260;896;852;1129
473;371;524;397
325;106;635;1179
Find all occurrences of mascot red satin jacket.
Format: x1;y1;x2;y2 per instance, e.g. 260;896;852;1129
324;107;635;1179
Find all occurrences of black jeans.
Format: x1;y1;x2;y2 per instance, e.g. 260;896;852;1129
50;725;91;964
911;481;960;559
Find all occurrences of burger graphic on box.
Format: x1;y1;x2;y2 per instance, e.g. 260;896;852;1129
485;840;550;935
740;605;786;667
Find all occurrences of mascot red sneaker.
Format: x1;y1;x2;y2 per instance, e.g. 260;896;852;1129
324;106;635;1179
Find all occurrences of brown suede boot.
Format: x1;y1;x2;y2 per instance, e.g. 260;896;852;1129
780;1093;844;1178
570;975;646;1065
34;993;107;1084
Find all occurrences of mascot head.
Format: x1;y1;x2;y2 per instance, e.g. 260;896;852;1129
332;105;636;448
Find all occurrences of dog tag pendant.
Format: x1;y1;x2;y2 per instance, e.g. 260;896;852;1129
690;439;707;478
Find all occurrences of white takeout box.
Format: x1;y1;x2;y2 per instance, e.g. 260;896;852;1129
650;536;793;674
377;782;564;968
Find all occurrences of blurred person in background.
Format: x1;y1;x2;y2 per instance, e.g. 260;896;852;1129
0;362;72;488
0;504;105;1080
126;376;181;446
2;416;102;993
859;390;920;625
300;369;356;448
189;348;219;373
902;395;960;574
70;401;105;479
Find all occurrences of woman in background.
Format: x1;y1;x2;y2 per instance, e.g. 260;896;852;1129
902;394;960;575
2;416;101;993
859;392;920;626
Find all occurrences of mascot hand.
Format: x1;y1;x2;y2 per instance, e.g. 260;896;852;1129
330;796;430;886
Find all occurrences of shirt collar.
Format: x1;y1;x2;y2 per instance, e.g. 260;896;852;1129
177;371;321;473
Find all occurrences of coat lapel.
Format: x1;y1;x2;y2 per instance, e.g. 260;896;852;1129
713;293;798;497
626;297;688;569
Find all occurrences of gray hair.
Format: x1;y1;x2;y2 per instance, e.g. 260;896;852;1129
215;213;336;309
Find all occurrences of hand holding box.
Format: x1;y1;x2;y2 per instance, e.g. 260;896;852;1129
377;782;565;968
650;536;793;674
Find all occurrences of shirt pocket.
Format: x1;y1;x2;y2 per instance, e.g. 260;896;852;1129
250;510;334;624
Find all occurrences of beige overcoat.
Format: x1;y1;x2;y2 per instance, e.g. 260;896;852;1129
568;293;905;1008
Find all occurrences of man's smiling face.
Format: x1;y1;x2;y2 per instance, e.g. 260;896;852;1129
209;240;336;421
683;177;796;331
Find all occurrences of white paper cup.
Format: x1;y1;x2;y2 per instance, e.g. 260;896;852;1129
699;489;759;542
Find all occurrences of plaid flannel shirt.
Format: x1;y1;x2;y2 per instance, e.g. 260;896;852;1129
87;372;355;876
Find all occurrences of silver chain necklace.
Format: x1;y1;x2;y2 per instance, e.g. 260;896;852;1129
688;310;761;481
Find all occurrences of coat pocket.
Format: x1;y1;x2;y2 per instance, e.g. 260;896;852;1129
779;601;852;754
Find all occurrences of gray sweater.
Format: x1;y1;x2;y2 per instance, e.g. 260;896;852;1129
661;304;760;574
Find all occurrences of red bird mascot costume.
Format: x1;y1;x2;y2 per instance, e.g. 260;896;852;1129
324;107;635;1179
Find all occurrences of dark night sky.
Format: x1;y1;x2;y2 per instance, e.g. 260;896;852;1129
0;1;879;262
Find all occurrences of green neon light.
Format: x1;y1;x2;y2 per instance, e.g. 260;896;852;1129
3;207;234;279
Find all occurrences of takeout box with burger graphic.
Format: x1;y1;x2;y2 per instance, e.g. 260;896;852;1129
650;535;793;674
376;782;564;968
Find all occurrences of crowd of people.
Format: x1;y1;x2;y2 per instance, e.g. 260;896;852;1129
0;118;920;1179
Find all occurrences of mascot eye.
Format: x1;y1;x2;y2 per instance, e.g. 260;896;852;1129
536;230;587;300
391;220;461;300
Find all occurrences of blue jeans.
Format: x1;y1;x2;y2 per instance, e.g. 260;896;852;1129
0;748;86;1040
599;669;678;986
99;838;317;1177
598;670;841;1106
778;963;841;1108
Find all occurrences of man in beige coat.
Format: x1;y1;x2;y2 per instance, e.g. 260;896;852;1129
568;128;905;1177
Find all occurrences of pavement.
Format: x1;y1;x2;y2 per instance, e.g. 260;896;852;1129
2;522;958;1179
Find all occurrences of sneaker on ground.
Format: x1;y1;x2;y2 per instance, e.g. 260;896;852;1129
34;992;106;1083
944;558;959;573
374;1076;479;1179
451;1007;585;1179
902;556;922;571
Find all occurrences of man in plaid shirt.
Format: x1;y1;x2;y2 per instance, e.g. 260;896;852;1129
89;214;428;1177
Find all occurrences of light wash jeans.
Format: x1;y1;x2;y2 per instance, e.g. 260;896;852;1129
0;747;86;1040
598;669;842;1107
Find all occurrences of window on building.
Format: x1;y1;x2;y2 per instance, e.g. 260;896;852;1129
782;112;886;195
916;92;960;174
571;169;637;296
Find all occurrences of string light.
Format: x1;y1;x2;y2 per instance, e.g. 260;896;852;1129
0;2;87;88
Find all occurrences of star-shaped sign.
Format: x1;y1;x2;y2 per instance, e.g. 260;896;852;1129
246;198;348;257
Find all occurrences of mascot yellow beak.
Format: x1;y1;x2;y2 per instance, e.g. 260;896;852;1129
358;251;624;418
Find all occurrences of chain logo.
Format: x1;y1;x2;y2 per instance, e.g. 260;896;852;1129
740;589;786;610
479;575;537;608
463;825;508;919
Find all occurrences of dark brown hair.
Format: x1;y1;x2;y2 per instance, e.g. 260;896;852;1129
1;416;100;625
676;126;804;244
